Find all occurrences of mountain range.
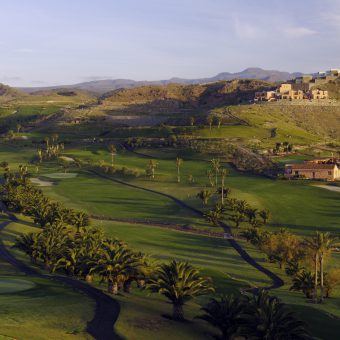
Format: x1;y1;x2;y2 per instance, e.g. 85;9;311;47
17;67;303;95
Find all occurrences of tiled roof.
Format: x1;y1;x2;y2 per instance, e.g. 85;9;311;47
286;163;337;170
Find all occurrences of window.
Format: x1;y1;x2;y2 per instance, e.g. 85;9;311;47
295;171;299;175
328;171;332;175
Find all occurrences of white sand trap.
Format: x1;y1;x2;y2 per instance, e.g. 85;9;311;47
44;172;78;179
59;156;75;162
30;178;54;187
313;185;340;193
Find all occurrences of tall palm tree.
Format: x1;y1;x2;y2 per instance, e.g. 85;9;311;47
198;294;247;339
175;157;183;183
317;232;338;302
107;144;117;167
220;168;228;205
210;158;220;187
148;260;214;320
303;234;320;302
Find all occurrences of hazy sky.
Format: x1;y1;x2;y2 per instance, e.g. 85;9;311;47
1;0;340;86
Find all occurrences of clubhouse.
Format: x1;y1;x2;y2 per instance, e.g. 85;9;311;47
284;158;340;181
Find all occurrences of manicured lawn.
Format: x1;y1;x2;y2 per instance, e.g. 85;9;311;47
0;215;95;340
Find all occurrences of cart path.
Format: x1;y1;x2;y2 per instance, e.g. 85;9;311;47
0;213;122;340
90;170;284;290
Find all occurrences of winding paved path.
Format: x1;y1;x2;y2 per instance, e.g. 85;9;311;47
90;170;284;290
0;213;122;340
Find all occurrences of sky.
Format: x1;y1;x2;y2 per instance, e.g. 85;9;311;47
1;0;340;86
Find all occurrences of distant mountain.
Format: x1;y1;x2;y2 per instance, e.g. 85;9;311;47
17;68;304;95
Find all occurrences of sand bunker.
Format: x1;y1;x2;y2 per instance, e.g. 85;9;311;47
59;156;75;162
30;178;54;187
43;172;78;179
313;185;340;193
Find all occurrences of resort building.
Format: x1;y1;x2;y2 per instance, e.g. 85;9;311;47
285;159;340;181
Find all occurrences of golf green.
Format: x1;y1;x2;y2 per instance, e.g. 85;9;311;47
0;277;36;294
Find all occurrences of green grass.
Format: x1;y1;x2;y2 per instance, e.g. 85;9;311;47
0;215;95;340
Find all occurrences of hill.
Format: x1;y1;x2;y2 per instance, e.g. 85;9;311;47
0;83;26;103
17;68;302;94
313;76;340;99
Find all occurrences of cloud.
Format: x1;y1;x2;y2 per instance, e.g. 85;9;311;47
233;16;263;39
284;27;318;37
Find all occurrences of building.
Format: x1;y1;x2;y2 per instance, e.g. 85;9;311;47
311;89;328;100
254;91;276;102
285;159;340;181
277;84;304;100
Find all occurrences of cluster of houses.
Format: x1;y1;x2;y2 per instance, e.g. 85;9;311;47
285;158;340;181
255;68;340;102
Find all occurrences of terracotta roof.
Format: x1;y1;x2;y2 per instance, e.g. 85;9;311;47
286;163;337;170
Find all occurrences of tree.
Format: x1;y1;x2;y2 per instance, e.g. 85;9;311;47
148;260;214;320
197;189;212;207
146;160;157;180
96;241;138;294
206;170;214;187
72;211;90;231
220;168;228;205
207;115;213;131
303;234;320;303
290;270;315;299
247;290;309;340
215;115;223;128
175;157;183;183
259;209;271;225
198;294;247;339
210;158;220;187
107;144;117;167
316;232;338;302
16;123;21;134
302;232;338;303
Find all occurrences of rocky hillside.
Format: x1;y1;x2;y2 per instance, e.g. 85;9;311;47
0;83;26;103
313;77;340;100
101;79;274;110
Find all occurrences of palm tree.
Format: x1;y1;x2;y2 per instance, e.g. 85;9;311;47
303;234;320;302
175;157;183;183
207;115;214;131
290;270;315;299
247;290;309;340
216;115;223;128
317;232;338;302
198;294;247;339
107;144;117;166
206;170;214;187
210;158;220;187
259;209;271;225
197;189;212;207
148;260;214;320
146;160;157;180
96;241;138;294
72;211;90;231
220;168;228;205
